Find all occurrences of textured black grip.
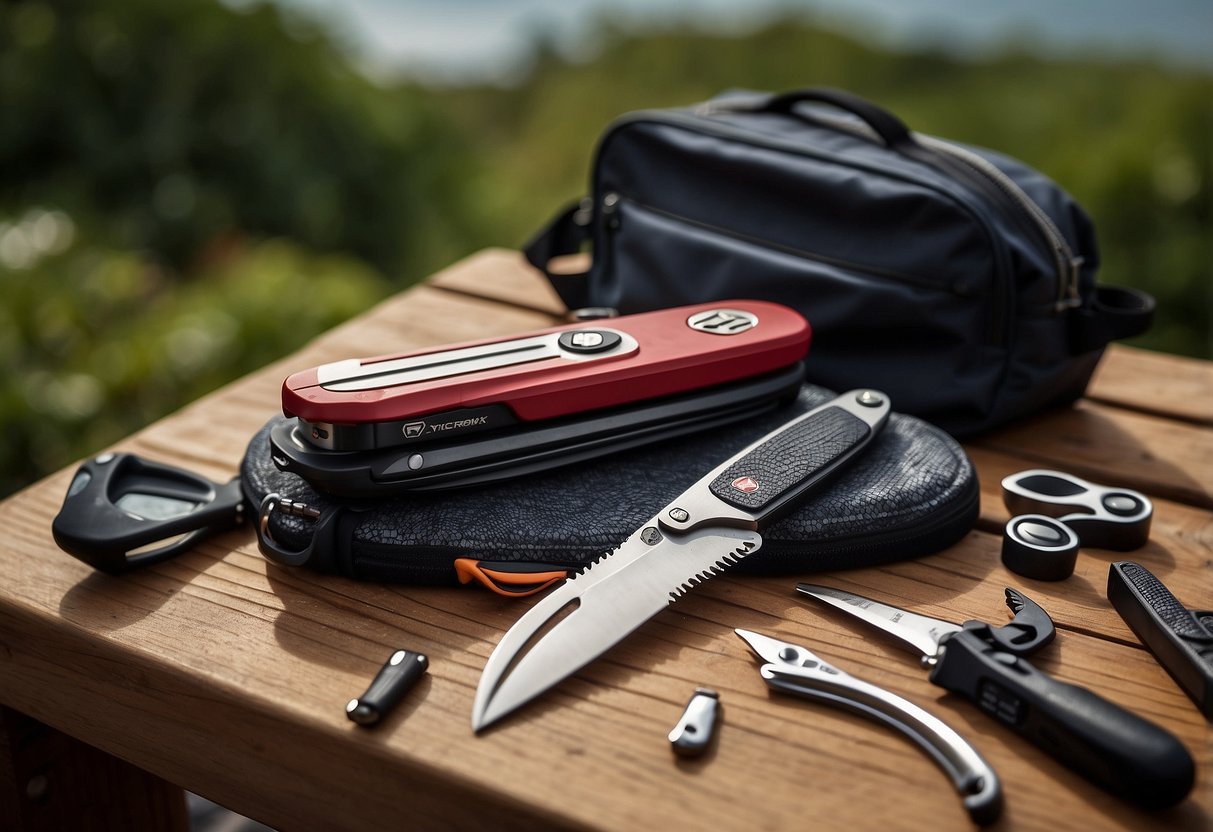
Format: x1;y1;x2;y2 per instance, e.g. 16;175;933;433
1108;561;1213;719
1114;562;1207;638
708;407;869;513
931;631;1195;809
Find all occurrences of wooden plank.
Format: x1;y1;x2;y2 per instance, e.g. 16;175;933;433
971;399;1213;510
428;247;569;317
3;521;1205;832
3;462;1207;830
1088;345;1213;426
0;706;188;832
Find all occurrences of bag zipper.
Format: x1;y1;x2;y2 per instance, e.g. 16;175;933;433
591;110;1016;347
610;194;950;294
915;136;1083;311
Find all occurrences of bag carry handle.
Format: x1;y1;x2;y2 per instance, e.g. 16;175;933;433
524;88;920;310
523;201;594;311
1071;285;1155;354
758;87;918;151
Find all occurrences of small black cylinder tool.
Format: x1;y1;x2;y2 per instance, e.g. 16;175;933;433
347;650;429;727
1001;515;1080;580
52;453;245;573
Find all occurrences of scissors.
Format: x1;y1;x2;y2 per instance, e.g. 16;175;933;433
1000;469;1152;579
736;629;1003;825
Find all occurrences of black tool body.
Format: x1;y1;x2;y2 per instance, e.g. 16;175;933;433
1108;561;1213;721
797;584;1195;810
52;453;245;573
929;627;1195;809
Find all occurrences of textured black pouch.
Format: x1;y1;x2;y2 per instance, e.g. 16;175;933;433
242;385;978;584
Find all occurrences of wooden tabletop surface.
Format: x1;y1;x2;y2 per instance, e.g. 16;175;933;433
1;249;1209;831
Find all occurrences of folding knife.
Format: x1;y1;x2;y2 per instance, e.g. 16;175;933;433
472;389;891;731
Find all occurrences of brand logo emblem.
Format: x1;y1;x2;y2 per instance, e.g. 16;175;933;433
731;476;759;494
403;421;426;438
687;309;759;335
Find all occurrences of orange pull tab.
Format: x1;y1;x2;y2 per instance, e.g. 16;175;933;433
454;558;570;598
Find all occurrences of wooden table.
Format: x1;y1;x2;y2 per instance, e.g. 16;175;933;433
1;249;1209;831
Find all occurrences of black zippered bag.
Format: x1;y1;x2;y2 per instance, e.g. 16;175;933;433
244;385;978;592
525;88;1154;436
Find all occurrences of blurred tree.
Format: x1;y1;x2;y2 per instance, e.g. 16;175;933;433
0;0;479;278
0;3;1208;498
0;0;484;495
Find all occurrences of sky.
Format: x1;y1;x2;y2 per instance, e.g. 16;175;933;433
255;0;1213;85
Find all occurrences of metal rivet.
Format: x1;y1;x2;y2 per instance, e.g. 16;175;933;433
25;774;49;802
407;454;424;470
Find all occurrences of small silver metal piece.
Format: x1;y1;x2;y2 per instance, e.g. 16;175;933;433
407;454;424;471
668;687;720;757
568;307;619;322
856;390;884;408
668;507;689;523
95;452;115;464
25;774;49;802
315;328;638;392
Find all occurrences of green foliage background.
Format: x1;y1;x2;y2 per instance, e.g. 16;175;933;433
1;0;1210;496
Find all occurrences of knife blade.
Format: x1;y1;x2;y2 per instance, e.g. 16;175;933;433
793;585;963;658
472;389;891;731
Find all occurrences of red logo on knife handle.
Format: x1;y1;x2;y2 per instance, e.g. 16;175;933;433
731;476;759;494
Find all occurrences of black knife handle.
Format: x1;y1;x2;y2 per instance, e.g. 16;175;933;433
931;630;1194;809
705;390;889;521
1108;561;1213;720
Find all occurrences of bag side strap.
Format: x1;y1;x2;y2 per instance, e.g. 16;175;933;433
1070;285;1155;353
523;199;593;312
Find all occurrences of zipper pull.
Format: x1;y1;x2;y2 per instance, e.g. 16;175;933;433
602;192;621;230
1059;255;1085;310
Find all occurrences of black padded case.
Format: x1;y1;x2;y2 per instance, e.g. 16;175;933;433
242;386;979;585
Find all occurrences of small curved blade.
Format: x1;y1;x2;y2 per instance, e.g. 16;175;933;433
473;525;762;731
795;584;962;659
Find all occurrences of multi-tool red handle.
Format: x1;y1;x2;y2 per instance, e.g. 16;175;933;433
281;301;809;451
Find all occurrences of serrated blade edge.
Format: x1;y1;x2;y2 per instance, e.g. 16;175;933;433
472;526;762;731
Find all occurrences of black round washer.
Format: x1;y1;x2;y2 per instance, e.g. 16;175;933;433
1002;515;1080;581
